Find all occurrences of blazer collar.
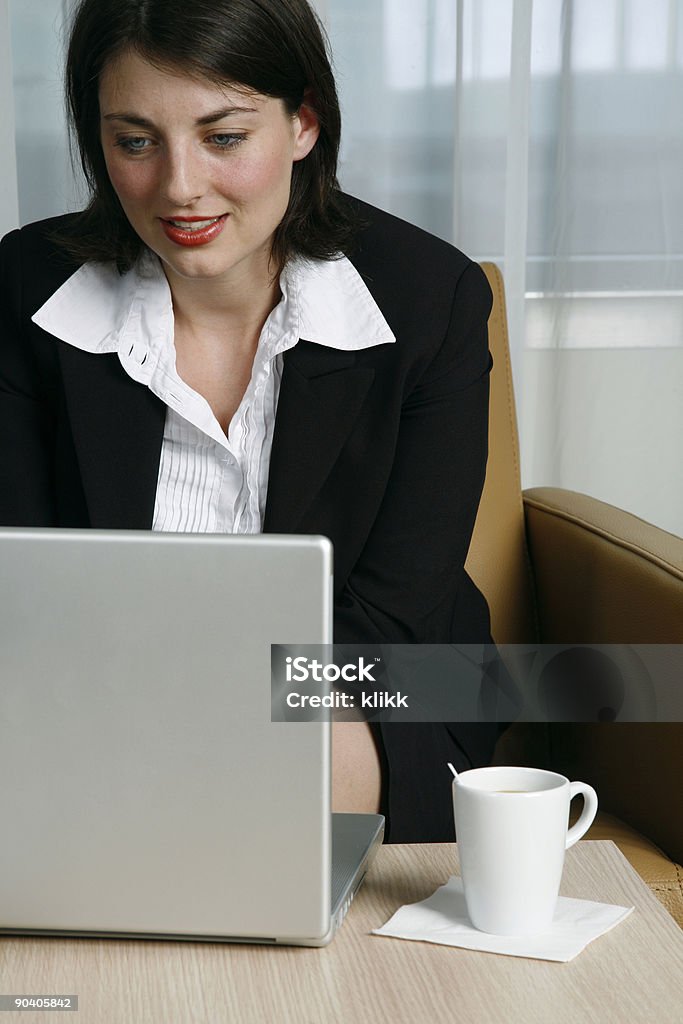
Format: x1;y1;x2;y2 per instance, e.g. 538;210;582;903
31;250;394;532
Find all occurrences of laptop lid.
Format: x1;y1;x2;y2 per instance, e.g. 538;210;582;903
0;528;339;942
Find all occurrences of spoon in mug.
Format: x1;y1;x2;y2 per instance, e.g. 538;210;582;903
447;762;459;779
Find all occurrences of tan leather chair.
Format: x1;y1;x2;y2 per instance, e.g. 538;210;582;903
465;263;683;927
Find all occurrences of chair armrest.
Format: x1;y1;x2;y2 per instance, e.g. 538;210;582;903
521;486;683;866
522;486;683;642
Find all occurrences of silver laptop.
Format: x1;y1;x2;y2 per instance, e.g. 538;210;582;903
0;528;383;945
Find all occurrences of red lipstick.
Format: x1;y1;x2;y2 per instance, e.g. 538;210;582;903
160;214;228;247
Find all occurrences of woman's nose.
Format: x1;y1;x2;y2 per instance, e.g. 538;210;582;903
160;146;205;208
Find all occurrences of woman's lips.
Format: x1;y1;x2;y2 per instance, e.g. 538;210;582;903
160;214;228;247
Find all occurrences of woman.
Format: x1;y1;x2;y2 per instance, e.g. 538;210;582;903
0;0;499;842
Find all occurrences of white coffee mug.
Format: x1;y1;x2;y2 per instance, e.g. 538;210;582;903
452;766;598;935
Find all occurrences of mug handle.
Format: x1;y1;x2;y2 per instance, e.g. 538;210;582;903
565;781;599;849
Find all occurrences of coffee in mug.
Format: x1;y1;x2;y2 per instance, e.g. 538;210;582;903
452;766;598;936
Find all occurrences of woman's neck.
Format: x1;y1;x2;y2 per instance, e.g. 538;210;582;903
163;256;283;346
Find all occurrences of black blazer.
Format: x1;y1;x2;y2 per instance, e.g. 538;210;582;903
0;197;499;841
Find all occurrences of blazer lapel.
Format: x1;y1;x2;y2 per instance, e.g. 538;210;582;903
57;344;166;529
59;339;374;533
264;341;374;533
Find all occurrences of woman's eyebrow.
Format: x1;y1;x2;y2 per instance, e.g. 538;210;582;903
195;106;259;126
102;106;259;128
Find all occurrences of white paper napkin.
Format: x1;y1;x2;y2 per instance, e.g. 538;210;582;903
372;876;634;962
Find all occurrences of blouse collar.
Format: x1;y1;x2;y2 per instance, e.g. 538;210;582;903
31;248;396;355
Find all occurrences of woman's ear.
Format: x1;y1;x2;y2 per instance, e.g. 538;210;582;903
292;87;321;161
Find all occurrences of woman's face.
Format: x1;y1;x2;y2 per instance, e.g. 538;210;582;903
99;49;319;289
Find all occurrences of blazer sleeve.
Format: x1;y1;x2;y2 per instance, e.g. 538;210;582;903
0;229;58;525
334;260;492;641
333;260;499;842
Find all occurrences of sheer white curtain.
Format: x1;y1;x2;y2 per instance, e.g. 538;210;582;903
8;0;82;225
325;0;683;537
0;0;19;235
6;0;683;535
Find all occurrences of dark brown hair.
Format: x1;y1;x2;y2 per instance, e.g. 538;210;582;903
57;0;358;271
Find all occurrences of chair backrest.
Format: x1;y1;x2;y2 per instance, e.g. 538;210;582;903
464;263;538;643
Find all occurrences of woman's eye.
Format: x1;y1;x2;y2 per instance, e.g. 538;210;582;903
209;133;246;150
115;136;152;154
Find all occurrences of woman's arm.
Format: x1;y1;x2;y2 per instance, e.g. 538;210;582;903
334;260;492;643
0;230;58;525
333;260;495;841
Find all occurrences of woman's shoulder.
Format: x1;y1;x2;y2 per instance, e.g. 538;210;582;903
1;214;87;313
1;213;85;263
342;193;491;316
2;212;81;251
346;194;468;266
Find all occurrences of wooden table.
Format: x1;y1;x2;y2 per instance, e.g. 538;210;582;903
1;841;682;1024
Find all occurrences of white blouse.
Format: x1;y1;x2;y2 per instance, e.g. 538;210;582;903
32;249;395;533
